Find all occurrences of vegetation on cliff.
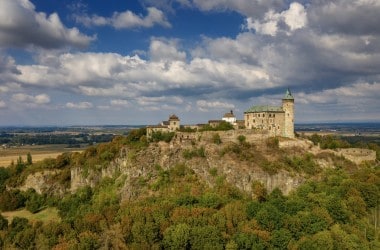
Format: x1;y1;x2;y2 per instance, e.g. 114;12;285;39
0;128;379;249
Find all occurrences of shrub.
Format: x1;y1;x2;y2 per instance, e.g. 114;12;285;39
237;135;246;144
208;167;218;177
212;133;222;144
182;147;206;159
266;137;279;149
150;131;175;143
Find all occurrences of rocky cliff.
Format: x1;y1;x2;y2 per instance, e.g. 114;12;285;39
69;139;305;200
17;134;373;199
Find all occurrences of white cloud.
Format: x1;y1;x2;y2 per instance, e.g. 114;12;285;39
196;100;234;112
75;7;171;29
137;96;183;106
110;99;130;107
0;0;94;49
149;39;186;61
66;102;93;109
246;2;307;36
192;0;284;19
11;93;50;104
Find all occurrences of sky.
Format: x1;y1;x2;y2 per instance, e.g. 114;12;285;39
0;0;379;126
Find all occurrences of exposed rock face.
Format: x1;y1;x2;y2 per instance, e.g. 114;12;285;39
67;139;306;200
22;135;373;198
19;170;66;196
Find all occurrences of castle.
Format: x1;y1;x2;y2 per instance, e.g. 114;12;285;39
146;89;295;139
244;88;294;138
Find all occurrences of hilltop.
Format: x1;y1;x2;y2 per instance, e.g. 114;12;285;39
0;128;379;249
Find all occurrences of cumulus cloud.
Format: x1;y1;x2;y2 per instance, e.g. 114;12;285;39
192;0;284;19
11;93;50;104
75;7;171;29
245;2;307;36
308;0;380;36
149;39;186;61
3;1;380;123
66;102;93;109
137;96;183;106
0;0;94;49
196;100;234;112
110;99;130;107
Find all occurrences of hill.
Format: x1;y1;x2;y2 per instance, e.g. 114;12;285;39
0;128;379;249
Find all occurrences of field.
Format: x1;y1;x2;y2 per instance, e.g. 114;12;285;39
1;207;60;224
0;144;85;168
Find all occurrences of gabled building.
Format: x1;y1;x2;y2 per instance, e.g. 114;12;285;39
244;89;295;138
222;110;237;125
146;114;180;138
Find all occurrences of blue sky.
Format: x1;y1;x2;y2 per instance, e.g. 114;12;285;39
0;0;379;126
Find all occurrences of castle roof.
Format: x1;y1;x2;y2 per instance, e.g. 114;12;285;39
283;88;294;100
244;105;283;113
169;114;179;121
223;110;235;118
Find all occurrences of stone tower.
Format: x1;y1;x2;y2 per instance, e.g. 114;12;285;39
282;88;295;138
168;114;180;132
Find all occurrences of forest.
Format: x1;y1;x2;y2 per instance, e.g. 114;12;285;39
0;128;379;249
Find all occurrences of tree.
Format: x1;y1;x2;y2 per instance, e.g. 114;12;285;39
190;225;223;250
163;223;191;249
256;204;284;231
0;213;8;230
271;229;292;249
27;152;33;165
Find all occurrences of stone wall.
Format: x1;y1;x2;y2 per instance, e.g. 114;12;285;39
337;148;376;164
172;129;270;145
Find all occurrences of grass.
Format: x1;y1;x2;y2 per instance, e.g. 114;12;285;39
1;207;61;224
0;144;84;167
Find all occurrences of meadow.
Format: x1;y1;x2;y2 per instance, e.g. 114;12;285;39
0;144;84;168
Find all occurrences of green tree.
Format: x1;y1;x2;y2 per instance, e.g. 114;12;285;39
256;204;284;231
190;225;223;250
163;223;191;249
0;213;8;230
25;188;45;213
271;229;292;249
26;152;33;165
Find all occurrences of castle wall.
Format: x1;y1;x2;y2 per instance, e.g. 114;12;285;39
245;112;284;137
282;99;294;138
338;148;376;164
173;129;270;145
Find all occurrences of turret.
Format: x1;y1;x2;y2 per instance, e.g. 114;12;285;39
282;88;294;138
168;114;180;131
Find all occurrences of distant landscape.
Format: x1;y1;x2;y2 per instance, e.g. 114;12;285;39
1;123;379;168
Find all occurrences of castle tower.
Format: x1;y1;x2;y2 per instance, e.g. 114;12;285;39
168;114;180;132
282;88;295;138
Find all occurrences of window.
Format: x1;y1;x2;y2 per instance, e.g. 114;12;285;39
253;119;255;123
263;114;265;117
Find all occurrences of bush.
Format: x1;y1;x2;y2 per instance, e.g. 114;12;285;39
200;121;234;132
150;131;175;143
0;214;8;230
25;189;45;213
237;135;246;144
182;147;206;159
266;137;279;149
212;133;222;144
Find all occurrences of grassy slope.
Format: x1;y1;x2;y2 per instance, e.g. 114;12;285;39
1;207;60;224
